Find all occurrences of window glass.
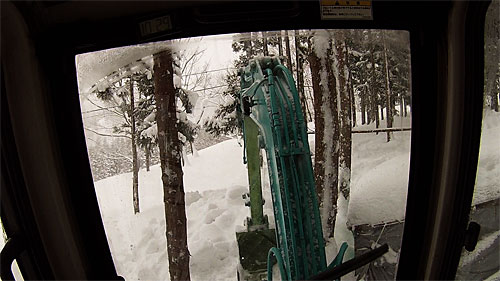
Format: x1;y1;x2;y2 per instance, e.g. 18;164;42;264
455;1;500;280
76;29;411;280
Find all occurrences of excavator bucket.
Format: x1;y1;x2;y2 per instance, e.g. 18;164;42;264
236;228;276;281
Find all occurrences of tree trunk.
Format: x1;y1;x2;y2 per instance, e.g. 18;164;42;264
349;77;356;127
333;33;352;207
404;98;408;117
382;31;393;142
295;30;307;123
368;31;379;131
277;30;284;66
243;33;254;65
366;90;372;124
308;53;325;197
333;32;355;262
308;44;339;240
249;33;255;57
325;51;340;240
309;32;340;239
262;31;269;56
399;96;404;118
360;89;366;125
145;142;151;172
346;61;356;128
343;38;355;127
278;31;284;57
285;31;293;71
153;50;191;281
130;77;140;214
407;42;413;117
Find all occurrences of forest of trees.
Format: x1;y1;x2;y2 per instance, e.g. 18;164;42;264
205;29;412;240
485;0;500;112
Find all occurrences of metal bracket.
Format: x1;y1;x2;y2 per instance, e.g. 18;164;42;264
464;221;481;252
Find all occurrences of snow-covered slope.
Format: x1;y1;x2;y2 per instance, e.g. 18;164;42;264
96;135;412;280
95;139;250;280
93;112;499;280
474;110;500;205
348;132;411;226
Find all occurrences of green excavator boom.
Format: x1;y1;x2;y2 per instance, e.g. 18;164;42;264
238;57;326;280
236;56;388;281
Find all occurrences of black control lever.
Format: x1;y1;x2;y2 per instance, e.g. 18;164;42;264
308;243;389;281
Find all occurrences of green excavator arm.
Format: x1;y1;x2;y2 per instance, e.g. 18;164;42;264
236;57;388;281
238;57;327;280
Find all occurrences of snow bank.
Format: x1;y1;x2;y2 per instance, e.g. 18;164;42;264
182;139;248;192
95;139;251;280
348;152;410;225
309;121;411;226
459;230;500;267
473;110;500;205
92;111;499;280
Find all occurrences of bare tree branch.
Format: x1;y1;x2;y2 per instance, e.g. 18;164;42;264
84;127;131;139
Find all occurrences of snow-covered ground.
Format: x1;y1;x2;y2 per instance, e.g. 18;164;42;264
92;112;499;280
95;140;251;280
474;109;500;205
95;124;412;280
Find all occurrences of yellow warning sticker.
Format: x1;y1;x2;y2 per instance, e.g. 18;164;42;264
320;0;373;20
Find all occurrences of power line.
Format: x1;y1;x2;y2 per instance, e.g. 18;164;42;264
82;106;120;114
183;67;237;77
192;84;231;92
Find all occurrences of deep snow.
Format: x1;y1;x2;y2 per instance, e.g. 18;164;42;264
91;112;498;280
94;140;251;280
95;126;412;280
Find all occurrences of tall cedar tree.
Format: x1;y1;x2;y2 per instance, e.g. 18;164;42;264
285;31;293;70
294;30;309;122
344;31;357;128
368;30;380;130
136;73;157;172
130;77;140;213
205;31;281;136
153;50;191;281
93;75;144;214
307;31;340;239
333;31;352;200
332;31;355;261
382;30;393;142
345;30;370;125
203;71;241;136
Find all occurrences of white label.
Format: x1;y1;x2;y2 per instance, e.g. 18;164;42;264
320;0;373;20
139;15;172;37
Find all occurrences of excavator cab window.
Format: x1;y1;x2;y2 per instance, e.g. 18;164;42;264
75;29;412;280
0;1;494;280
